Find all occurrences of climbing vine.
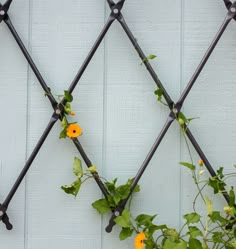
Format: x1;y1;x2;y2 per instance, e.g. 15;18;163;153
57;57;236;249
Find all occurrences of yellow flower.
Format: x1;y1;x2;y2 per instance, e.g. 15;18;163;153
66;123;82;138
134;232;146;249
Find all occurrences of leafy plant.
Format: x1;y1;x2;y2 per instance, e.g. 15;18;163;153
58;90;236;249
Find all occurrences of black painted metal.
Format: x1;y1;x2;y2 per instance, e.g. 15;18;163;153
0;0;234;234
105;1;236;232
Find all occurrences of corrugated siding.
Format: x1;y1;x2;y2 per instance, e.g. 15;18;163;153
0;0;236;248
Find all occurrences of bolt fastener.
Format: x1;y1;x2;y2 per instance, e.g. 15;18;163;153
55;109;61;115
0;10;5;16
114;211;120;216
231;7;236;13
173;108;178;114
113;8;119;14
0;210;4;217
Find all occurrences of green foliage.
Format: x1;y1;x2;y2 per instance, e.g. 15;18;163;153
59;86;236;249
87;165;97;173
92;178;140;215
154;88;163;102
59;129;67;139
119;227;134;240
92;199;110;214
61;157;94;197
114;209;132;228
176;112;198;130
179;162;196;171
183;213;201;224
208;176;226;194
61;178;81;197
163;239;187;249
73;157;83;177
135;214;157;227
64;90;73;103
57;91;79;138
187;226;203;238
141;54;157;65
205;196;213;216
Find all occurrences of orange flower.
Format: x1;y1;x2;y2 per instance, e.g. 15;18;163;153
70;111;76;116
134;232;146;249
66;124;82;138
198;159;204;166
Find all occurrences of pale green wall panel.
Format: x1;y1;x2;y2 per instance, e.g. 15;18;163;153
1;1;236;249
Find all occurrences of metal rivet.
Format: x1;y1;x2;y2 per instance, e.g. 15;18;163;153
114;211;120;216
231;7;236;13
0;10;5;16
173;108;178;114
113;8;119;14
0;211;4;217
56;109;61;115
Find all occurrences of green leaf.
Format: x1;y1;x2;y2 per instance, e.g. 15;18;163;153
179;162;196;171
92;199;110;215
164;228;179;242
61;117;67;128
145;239;156;249
217;167;224;179
189;238;203;249
113;193;121;205
135;214;157;227
64;90;73;102
64;102;72;114
59;128;67;139
178;118;185;126
229;186;235;207
61;178;81;197
187;226;203;239
142;54;157;65
148;224;167;236
208;177;226;194
105;178;117;193
212;232;224;243
73;157;83;177
209;211;227;225
119;227;133;240
146;54;157;60
127;178;140;192
114;209;131;228
87;165;97;173
116;184;130;200
106;196;116;208
183;213;201;224
154;88;163;102
205;196;213;216
178;112;188;123
163;239;187;249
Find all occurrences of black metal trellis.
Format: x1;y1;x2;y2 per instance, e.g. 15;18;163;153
0;0;235;233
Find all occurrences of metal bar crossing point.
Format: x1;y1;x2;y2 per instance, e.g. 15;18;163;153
0;0;235;234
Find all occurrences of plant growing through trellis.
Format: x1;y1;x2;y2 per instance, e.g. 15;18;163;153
60;89;236;249
0;1;235;248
